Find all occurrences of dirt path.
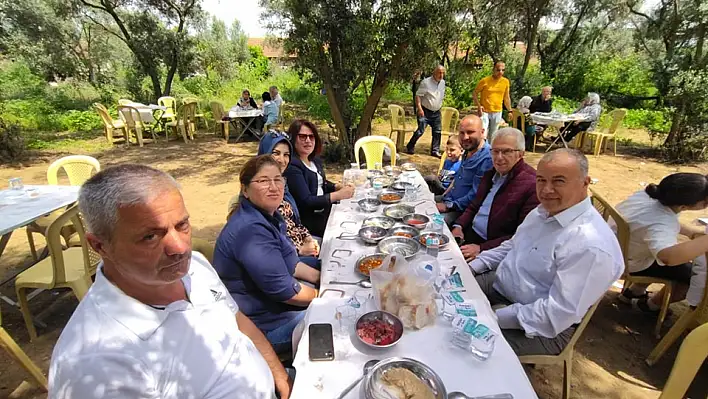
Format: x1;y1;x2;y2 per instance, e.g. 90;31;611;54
0;126;707;398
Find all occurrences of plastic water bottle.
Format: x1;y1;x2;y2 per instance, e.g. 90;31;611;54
432;214;445;233
449;316;497;361
426;234;440;258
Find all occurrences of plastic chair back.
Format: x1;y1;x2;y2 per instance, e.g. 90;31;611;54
45;206;93;287
47;155;100;186
659;323;708;399
93;103;114;127
158;96;177;117
180;102;197;140
117;105;145;128
606;108;628;135
118;99;132;106
388;104;407;131
589;188;630;266
510;109;526;132
354;136;397;169
440;107;460;136
210;101;226;122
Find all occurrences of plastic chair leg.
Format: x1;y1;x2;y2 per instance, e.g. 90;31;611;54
0;327;48;391
25;229;38;261
656;283;673;338
562;355;572;399
70;277;92;301
16;288;37;341
613;138;617;156
647;309;696;366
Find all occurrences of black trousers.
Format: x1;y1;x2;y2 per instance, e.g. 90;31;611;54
562;121;592;142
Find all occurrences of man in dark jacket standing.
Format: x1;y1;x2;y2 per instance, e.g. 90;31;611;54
451;127;539;261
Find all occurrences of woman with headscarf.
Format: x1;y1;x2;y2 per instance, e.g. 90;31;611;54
561;92;602;142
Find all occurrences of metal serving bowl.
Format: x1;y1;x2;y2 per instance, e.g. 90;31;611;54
358;198;382;213
383;204;415;220
418;232;451;249
378;189;404;204
355;311;404;349
362;357;447;399
338;226;388;245
367;169;384;179
401;162;417;172
387;225;420;239
402;213;430;230
355;253;388;277
363;216;397;230
390;180;416;192
377;236;421;259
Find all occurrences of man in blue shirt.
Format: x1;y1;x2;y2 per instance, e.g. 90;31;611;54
436;114;493;225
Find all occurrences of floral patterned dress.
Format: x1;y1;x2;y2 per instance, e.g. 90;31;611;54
279;200;311;251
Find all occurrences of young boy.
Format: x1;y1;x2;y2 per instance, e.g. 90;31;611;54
425;135;462;195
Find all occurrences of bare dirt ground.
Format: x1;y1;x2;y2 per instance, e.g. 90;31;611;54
1;120;707;398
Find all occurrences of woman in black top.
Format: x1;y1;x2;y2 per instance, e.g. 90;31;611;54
283;119;354;236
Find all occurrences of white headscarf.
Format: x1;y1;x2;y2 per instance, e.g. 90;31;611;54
517;96;533;113
586;92;600;105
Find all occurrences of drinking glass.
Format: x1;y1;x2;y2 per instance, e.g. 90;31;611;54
8;177;23;190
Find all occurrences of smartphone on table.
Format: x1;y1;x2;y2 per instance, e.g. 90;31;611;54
308;323;334;361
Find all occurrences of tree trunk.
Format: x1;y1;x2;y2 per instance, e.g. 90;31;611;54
147;69;163;102
355;79;388;139
663;103;684;147
519;11;543;83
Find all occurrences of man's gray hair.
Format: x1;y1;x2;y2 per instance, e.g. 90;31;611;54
540;148;589;177
78;164;181;240
491;127;525;151
269;85;278;91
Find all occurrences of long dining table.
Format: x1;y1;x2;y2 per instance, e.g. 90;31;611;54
290;170;538;399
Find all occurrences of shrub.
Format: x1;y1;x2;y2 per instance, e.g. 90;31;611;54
58;110;103;132
0;117;26;163
623;108;671;133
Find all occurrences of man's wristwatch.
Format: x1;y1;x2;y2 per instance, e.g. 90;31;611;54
444;201;454;211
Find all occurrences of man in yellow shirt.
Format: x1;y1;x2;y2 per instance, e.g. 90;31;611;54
473;61;512;139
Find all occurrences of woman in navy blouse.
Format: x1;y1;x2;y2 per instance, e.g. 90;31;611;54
283;119;354;236
213;155;320;353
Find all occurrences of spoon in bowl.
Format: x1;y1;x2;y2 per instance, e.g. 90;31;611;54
336;359;380;399
449;392;514;399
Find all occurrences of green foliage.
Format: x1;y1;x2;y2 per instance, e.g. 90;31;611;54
623;109;671;133
248;46;271;79
58;110;103;132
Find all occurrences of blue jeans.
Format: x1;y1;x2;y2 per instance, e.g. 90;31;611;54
407;107;442;154
265;311;307;354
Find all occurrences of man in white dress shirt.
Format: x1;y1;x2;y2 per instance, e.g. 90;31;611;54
406;65;446;158
49;164;290;399
270;85;284;108
469;149;624;355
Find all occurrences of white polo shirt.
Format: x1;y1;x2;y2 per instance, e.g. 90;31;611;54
416;76;446;111
48;252;275;399
613;190;680;273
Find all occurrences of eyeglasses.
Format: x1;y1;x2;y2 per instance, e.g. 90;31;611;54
297;133;316;142
491;148;521;157
251;176;286;188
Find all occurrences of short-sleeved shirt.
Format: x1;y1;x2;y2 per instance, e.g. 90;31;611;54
416;76;446;111
214;198;304;332
614;190;680;273
48;253;275;398
438;158;462;189
262;101;279;125
475;76;510;113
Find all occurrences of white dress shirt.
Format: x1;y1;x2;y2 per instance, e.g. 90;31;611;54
469;197;624;338
273;93;284;108
613;190;680;273
49;253;275;399
416;76;446;111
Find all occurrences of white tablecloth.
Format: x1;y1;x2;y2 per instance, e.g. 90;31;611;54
290;171;538;399
0;185;80;236
229;109;263;118
125;103;167;123
530;112;588;127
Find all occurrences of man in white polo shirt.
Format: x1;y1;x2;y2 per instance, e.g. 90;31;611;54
49;164;290;399
406;65;446;158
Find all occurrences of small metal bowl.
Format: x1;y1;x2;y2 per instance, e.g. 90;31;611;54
377;236;421;259
383;204;415;220
358;198;382;213
355;310;404;349
402;213;430;230
358;226;389;244
367;169;384;178
378;190;403;204
418;232;451;248
363;216;397;230
362;357;447;399
387;225;420;239
390;181;415;192
401;162;417;172
355;253;388;277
